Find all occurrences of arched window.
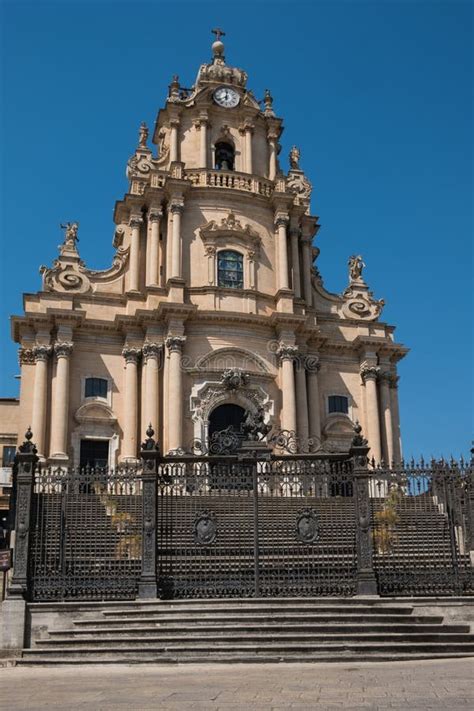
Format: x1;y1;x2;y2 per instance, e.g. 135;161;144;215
217;250;243;289
215;142;235;171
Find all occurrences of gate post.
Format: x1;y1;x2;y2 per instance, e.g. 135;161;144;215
8;428;39;600
138;425;159;599
350;423;378;596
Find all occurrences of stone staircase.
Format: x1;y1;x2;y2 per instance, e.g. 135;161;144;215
19;598;474;664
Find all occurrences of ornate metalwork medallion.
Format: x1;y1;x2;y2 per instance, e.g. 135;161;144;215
194;510;217;546
295;508;320;544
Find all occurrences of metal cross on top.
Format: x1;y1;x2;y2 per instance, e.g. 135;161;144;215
212;28;225;41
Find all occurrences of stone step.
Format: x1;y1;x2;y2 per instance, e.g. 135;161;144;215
21;641;474;657
99;603;414;615
16;651;474;666
49;623;471;636
76;613;442;627
37;632;474;646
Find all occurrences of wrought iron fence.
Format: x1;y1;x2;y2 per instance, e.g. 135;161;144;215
7;427;474;602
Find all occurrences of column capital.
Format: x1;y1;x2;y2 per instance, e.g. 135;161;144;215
148;209;163;223
19;347;35;365
169;117;181;128
54;341;73;359
170;200;184;215
142;342;163;362
277;344;298;362
360;365;380;383
378;370;392;384
166;335;186;353
304;354;321;373
32;344;52;362
388;373;400;389
274;213;289;229
301;235;312;245
129;216;143;229
122;346;142;364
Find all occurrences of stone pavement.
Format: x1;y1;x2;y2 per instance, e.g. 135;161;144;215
0;658;473;710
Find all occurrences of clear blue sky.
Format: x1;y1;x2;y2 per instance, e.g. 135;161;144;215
0;1;472;458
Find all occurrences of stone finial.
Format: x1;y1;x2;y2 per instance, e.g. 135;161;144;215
264;89;275;117
211;27;226;62
138;122;149;149
351;421;368;448
348;254;365;283
289;146;300;170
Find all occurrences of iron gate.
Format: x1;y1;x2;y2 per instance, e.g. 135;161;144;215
369;461;473;596
156;453;357;598
28;465;142;600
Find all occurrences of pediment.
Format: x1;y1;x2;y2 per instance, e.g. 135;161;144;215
75;401;117;425
323;415;354;437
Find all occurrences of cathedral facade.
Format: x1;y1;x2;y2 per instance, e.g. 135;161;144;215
8;33;407;468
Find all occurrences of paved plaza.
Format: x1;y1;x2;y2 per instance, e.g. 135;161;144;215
0;658;473;710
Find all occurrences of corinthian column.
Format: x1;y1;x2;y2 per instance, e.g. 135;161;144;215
267;132;278;180
360;365;382;464
389;374;402;464
50;342;73;460
122;347;141;462
379;371;394;465
143;343;162;437
170;201;184;279
146;209;162;287
277;344;298;433
301;237;312;305
166;336;186;452
129;216;143;292
306;354;322;444
275;215;289;291
31;345;52;459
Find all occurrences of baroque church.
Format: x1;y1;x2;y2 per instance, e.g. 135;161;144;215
5;31;408;469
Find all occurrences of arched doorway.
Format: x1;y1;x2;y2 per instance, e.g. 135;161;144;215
209;403;246;438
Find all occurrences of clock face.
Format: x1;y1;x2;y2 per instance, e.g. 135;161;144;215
213;86;240;108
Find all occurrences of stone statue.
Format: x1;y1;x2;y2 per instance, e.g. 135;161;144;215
289;146;300;170
348;254;365;281
241;407;271;442
138;122;149;148
60;222;79;247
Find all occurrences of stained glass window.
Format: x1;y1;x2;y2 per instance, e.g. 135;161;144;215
217;250;244;289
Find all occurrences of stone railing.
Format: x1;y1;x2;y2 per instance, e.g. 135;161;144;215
185;169;274;198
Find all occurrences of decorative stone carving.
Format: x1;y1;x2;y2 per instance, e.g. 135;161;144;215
341;287;385;321
388;373;400;389
18;347;35;365
351;421;368;448
287;171;312;200
295;508;320;544
148;209;162;223
122;347;141;364
194;511;217;546
360;365;380;383
221;369;250;391
126;153;153;179
54;342;73;359
142;343;163;363
277;344;298;362
165;336;186;353
32;345;52;362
